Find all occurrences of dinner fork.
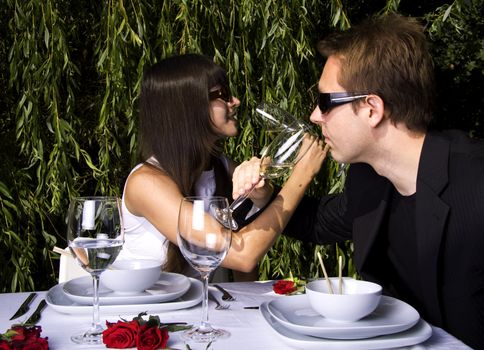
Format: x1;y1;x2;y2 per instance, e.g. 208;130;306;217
213;284;236;301
208;291;230;310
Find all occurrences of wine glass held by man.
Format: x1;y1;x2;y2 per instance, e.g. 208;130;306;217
121;53;329;280
67;196;124;345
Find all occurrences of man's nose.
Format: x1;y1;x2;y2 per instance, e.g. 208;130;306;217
309;105;324;124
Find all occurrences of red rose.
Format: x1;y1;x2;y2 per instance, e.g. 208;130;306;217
21;337;49;350
273;280;297;295
0;340;11;350
6;325;48;350
137;324;169;350
102;320;139;349
23;326;42;341
10;326;26;342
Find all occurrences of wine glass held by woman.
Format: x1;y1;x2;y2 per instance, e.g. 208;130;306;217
232;133;326;204
227;116;317;215
122;53;329;278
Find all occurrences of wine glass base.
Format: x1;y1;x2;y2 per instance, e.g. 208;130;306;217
210;204;238;230
70;332;103;345
181;326;230;343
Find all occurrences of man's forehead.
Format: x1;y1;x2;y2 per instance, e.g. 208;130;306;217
319;56;343;92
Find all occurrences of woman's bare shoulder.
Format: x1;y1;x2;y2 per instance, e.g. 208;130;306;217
125;164;180;216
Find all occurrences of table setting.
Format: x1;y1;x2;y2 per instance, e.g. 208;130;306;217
0;194;473;349
1;279;472;350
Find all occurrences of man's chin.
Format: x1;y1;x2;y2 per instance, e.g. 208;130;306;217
330;152;345;164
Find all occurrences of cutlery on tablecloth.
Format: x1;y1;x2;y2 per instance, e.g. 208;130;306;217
208;291;230;310
25;299;47;325
10;292;37;320
213;284;236;301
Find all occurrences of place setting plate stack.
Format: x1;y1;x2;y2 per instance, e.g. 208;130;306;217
260;294;432;349
46;260;203;315
259;255;432;349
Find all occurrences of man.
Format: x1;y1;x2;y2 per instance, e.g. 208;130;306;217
282;13;484;348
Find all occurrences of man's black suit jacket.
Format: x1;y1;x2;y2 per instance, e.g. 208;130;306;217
286;130;484;349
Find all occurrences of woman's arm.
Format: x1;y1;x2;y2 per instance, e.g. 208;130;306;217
225;136;328;271
124;137;328;273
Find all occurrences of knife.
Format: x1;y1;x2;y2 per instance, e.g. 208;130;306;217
9;293;37;320
25;299;47;325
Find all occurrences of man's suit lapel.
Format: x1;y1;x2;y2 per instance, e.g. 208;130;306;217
415;131;450;326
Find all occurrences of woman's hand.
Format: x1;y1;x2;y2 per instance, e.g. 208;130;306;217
232;157;273;207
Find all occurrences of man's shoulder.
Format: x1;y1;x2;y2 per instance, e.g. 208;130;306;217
429;130;484;188
426;129;484;161
434;129;484;147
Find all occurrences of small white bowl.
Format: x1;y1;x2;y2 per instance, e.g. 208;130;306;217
306;277;382;322
100;259;161;294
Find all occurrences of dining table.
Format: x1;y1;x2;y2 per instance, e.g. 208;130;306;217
0;280;472;350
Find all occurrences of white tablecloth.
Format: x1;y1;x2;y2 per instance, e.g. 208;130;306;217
0;281;472;349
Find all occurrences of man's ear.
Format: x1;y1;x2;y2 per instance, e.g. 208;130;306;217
365;95;385;128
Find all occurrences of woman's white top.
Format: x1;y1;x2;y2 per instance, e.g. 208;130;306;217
119;156;230;265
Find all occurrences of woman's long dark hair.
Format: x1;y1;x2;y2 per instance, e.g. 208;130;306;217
138;54;229;273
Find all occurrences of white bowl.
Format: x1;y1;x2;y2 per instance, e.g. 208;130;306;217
306;277;382;322
100;259;161;294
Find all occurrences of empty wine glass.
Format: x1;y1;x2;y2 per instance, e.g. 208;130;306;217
177;196;232;343
66;196;124;345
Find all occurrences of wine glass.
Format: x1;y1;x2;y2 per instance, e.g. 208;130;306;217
66;196;124;345
257;102;347;178
222;108;316;230
177;196;232;343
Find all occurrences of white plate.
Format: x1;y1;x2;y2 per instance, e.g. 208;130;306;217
47;278;202;315
62;272;190;305
267;294;420;340
260;301;432;349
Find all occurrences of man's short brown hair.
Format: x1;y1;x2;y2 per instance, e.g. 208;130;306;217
318;14;435;132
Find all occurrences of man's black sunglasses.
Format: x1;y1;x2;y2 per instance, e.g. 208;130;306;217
209;86;232;103
318;92;369;114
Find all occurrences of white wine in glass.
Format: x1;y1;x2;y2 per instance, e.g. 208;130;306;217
228;117;315;215
177;196;232;342
66;196;124;345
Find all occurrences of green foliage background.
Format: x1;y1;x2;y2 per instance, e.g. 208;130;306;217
0;0;482;292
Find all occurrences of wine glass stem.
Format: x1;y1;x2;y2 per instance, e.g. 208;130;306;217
229;181;258;211
200;271;211;331
90;273;103;335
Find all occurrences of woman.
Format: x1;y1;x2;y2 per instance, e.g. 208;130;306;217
121;53;327;278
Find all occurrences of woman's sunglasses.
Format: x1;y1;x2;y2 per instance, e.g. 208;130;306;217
318;92;368;114
209;86;232;103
